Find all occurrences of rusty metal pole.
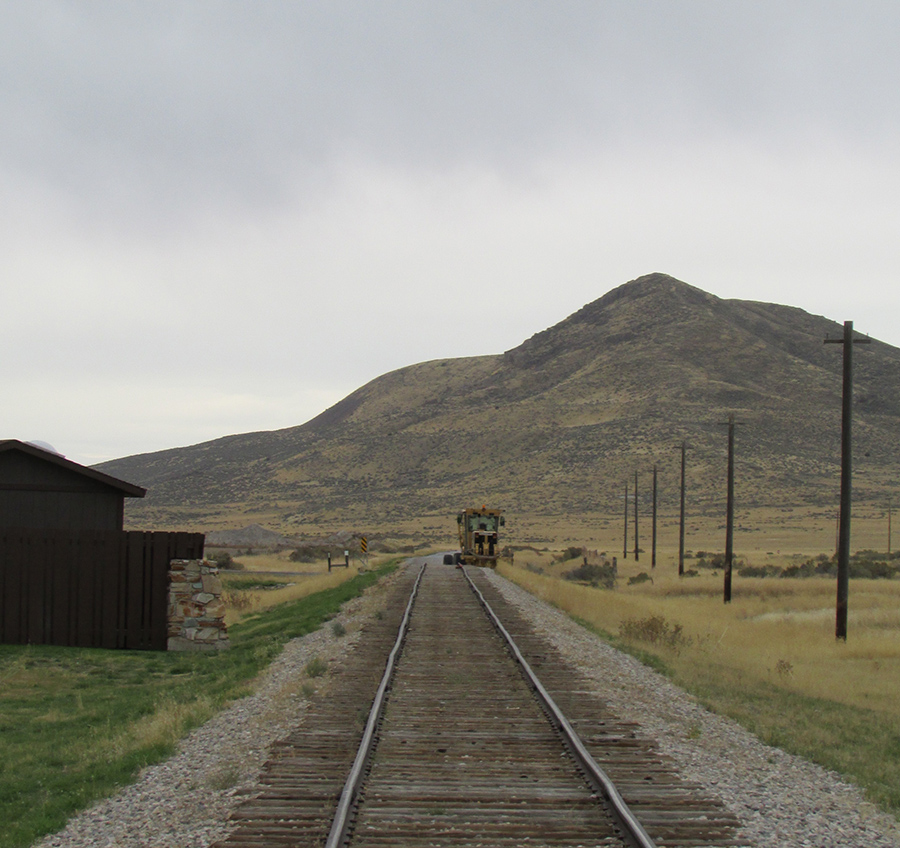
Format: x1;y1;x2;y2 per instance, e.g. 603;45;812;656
679;442;686;577
724;414;735;604
623;482;628;559
889;495;893;556
825;321;869;640
634;471;639;562
651;464;657;568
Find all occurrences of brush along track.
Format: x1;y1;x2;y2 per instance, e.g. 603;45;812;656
216;561;743;847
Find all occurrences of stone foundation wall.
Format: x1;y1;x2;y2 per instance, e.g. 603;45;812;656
168;559;229;651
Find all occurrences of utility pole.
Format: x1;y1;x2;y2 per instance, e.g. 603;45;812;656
719;414;739;603
888;495;893;556
651;464;658;568
634;471;639;562
623;482;629;559
825;320;870;641
834;510;840;559
679;442;686;577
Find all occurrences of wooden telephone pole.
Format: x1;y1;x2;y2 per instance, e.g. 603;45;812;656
634;471;639;562
722;415;736;603
825;320;870;640
651;464;658;569
678;442;686;577
889;495;893;557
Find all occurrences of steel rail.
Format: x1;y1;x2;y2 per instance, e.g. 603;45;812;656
462;567;658;848
323;561;427;848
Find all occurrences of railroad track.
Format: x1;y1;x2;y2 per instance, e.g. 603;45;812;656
217;560;744;847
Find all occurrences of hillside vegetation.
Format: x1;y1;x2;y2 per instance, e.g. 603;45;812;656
98;273;900;541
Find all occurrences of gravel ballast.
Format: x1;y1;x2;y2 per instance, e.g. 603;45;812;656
36;563;900;848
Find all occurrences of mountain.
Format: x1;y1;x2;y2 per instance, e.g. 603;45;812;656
99;273;900;535
204;523;298;548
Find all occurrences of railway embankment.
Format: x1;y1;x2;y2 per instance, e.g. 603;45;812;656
35;560;900;848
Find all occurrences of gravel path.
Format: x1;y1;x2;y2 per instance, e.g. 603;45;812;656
35;564;900;848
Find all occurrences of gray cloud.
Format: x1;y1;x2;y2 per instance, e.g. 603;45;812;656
5;2;899;226
2;2;899;462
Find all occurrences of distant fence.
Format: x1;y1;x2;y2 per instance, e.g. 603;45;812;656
0;530;204;650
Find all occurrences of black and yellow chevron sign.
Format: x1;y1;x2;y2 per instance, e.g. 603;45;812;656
360;536;368;554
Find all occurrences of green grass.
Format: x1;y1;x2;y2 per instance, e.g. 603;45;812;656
219;575;290;591
0;560;398;848
686;664;900;812
572;614;900;815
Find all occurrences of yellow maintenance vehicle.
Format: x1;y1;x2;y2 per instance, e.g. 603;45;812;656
456;507;505;567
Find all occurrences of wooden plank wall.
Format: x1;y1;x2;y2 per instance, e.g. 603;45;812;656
0;530;204;650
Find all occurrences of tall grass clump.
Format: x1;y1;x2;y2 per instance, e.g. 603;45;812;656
563;561;616;589
619;615;690;650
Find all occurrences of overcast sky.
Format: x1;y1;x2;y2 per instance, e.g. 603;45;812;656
3;1;899;465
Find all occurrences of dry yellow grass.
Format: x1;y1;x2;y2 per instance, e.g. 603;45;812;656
221;553;396;625
227;549;332;574
97;695;216;763
498;559;900;716
502;504;893;565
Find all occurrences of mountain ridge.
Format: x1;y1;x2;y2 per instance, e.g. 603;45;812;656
98;273;900;533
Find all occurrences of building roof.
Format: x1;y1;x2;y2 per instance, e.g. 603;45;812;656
0;439;146;498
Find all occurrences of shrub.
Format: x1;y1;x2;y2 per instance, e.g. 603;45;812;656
815;557;835;575
696;553;747;572
627;572;652;586
739;564;782;578
782;559;818;578
619;615;690;650
774;659;794;678
304;657;328;677
207;765;241;791
557;546;584;562
776;553;900;579
290;545;333;563
207;551;241;570
851;559;898;579
563;561;616;589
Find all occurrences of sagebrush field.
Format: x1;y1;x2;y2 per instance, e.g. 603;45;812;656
499;542;900;812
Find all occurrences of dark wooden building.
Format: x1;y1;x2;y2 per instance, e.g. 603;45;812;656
1;440;204;650
0;439;145;531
